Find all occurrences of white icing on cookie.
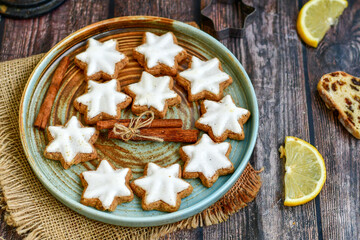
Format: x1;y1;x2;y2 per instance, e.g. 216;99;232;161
134;163;190;206
179;56;230;95
128;71;178;111
75;79;130;119
46;116;96;163
135;32;184;68
76;38;125;76
82;160;132;209
182;134;231;179
197;95;250;137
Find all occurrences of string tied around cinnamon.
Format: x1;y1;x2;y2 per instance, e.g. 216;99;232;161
112;111;164;142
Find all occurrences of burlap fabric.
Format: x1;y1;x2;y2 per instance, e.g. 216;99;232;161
0;54;261;240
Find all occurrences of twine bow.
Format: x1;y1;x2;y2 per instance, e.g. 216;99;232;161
112;111;164;142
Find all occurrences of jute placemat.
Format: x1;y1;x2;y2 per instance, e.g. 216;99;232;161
0;54;261;240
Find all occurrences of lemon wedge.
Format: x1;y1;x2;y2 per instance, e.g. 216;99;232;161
297;0;348;48
279;136;326;206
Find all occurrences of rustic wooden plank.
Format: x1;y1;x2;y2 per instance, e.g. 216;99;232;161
0;0;109;61
163;229;203;240
166;0;321;239
301;0;360;239
200;0;320;239
113;0;200;23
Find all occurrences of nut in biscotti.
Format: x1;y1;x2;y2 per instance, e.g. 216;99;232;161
317;71;360;139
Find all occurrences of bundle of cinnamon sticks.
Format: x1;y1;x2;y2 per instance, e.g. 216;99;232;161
98;119;198;143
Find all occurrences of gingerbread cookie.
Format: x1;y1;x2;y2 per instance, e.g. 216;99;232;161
195;95;250;142
177;56;232;101
80;160;133;211
74;79;132;124
124;71;181;118
180;134;233;187
75;38;128;80
44;116;99;169
130;163;193;212
133;32;187;76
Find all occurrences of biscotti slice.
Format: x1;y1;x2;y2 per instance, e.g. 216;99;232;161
317;71;360;139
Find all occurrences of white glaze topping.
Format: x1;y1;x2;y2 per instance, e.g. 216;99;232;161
128;71;178;111
179;56;230;95
135;32;184;68
76;38;125;76
46;116;96;163
82;160;132;209
182;134;231;178
134;163;190;206
75;79;130;119
197;95;250;137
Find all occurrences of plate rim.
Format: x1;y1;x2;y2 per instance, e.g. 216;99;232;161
19;16;259;227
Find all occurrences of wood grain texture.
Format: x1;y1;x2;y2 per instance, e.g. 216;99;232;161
1;0;359;239
0;0;109;61
113;0;200;23
195;0;318;239
300;0;360;239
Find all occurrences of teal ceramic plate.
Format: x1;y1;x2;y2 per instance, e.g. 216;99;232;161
19;16;259;227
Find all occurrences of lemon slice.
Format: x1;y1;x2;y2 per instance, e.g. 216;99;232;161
279;136;326;206
297;0;348;48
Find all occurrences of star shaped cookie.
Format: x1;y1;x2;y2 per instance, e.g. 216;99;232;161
195;95;251;142
133;32;187;76
130;163;193;212
74;79;132;124
180;134;233;187
75;38;128;80
80;160;133;211
177;56;233;101
44;116;99;169
124;71;181;118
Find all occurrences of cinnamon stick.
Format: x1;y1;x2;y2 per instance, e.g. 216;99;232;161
34;56;70;129
97;119;183;130
108;128;199;143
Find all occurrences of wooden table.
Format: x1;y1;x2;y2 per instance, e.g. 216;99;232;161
1;0;359;239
